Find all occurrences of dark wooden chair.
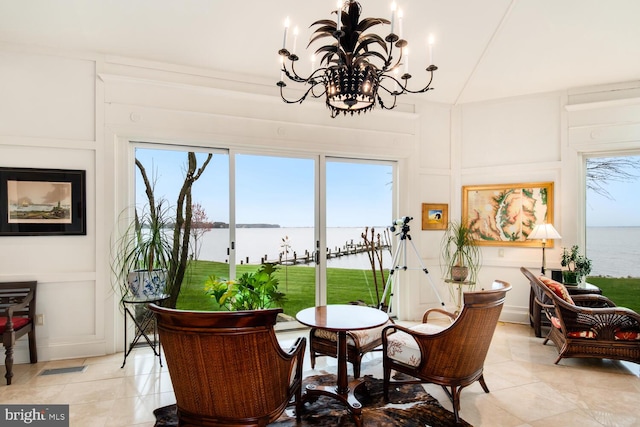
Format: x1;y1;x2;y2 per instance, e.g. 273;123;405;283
148;304;306;427
520;267;640;365
382;280;511;424
309;316;393;378
1;281;37;385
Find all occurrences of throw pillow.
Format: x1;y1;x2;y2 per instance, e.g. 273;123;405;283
539;276;574;305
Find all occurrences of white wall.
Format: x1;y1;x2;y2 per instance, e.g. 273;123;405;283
0;49;107;363
2;45;639;362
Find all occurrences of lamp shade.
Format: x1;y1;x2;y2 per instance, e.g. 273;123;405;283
528;223;561;241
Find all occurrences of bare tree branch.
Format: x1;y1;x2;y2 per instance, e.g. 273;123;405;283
586;157;640;199
166;152;213;307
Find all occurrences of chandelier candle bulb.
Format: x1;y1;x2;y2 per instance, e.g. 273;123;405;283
390;2;397;34
429;34;435;65
336;1;342;30
292;26;299;54
398;9;403;40
279;56;284;81
282;17;290;49
394;69;399;92
404;47;409;74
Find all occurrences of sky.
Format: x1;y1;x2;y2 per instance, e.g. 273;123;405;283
135;148;639;229
585;156;640;227
135;148;393;228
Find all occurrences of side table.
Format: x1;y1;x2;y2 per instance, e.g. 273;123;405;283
121;294;169;368
529;282;602;337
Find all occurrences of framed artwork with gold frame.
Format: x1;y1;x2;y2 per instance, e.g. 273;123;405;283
421;203;448;230
462;181;554;247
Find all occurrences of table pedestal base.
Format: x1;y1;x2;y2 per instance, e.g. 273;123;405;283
295;306;390;427
303;378;366;427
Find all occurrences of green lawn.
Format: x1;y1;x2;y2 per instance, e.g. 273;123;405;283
586;276;640;313
174;262;640;317
175;260;387;317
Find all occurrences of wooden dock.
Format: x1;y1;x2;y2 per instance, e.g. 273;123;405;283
237;240;390;265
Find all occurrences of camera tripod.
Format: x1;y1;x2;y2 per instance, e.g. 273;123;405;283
378;217;445;313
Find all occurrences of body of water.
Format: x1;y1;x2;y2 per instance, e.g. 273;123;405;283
196;227;393;269
194;226;640;278
587;226;640;278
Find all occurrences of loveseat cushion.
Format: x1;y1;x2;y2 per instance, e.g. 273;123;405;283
539;276;575;304
385;322;445;367
0;317;30;334
614;330;640;340
550;316;597;338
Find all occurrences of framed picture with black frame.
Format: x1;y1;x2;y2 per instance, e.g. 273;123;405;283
0;167;86;236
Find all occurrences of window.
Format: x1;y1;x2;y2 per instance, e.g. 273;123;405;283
585;155;640;279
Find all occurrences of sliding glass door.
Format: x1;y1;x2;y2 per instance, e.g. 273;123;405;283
235;154;317;317
134;146;230;309
132;145;396;319
325;159;394;309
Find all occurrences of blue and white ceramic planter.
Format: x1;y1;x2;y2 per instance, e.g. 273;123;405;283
127;269;167;299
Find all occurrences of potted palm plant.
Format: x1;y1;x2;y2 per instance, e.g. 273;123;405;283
112;200;174;299
440;221;482;283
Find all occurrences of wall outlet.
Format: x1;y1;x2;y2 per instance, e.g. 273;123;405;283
35;314;45;326
498;248;505;257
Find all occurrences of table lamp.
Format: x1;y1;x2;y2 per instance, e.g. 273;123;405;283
527;223;561;275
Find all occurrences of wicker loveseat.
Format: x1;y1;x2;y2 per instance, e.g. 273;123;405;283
521;267;640;365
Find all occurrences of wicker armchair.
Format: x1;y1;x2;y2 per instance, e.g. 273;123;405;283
520;267;640;365
149;305;306;427
382;280;511;424
1;281;37;385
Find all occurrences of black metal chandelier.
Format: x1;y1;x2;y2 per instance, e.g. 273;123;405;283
277;1;437;118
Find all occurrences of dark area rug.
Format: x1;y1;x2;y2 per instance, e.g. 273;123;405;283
153;373;472;426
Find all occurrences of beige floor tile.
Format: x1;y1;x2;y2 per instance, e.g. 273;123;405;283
62;377;140;404
0;321;638;427
68;399;115;427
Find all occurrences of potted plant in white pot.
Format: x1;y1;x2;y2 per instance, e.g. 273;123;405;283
112;200;174;300
560;245;592;285
440;221;482;283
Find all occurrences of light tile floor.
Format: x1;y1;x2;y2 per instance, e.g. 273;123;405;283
1;321;639;426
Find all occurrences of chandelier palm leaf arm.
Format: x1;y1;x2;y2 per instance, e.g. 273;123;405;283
277;0;438;117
